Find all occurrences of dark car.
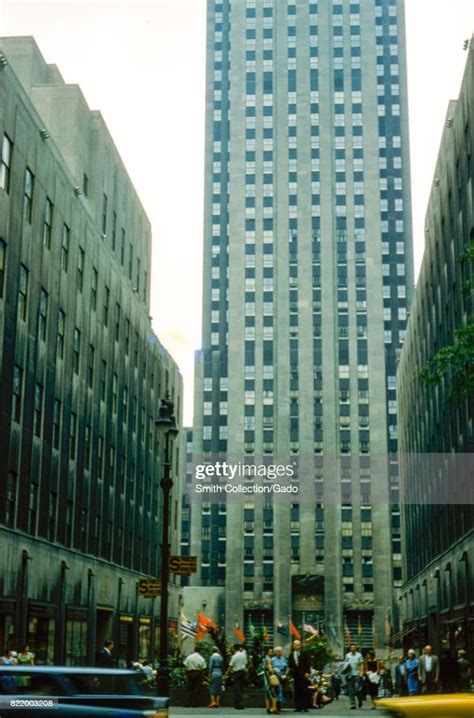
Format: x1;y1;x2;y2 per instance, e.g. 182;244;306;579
0;666;168;717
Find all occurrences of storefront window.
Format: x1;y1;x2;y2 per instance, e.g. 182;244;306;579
65;618;87;665
27;614;55;665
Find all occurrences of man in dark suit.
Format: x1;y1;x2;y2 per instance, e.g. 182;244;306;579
419;645;439;694
288;640;311;713
95;640;114;667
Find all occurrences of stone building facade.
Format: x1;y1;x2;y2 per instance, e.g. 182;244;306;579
0;37;182;665
397;37;474;656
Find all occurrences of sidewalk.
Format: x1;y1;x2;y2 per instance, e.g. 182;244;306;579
170;698;382;717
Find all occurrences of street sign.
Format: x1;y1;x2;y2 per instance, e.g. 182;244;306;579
169;556;197;575
138;578;161;598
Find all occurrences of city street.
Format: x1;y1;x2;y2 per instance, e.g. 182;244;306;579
170;701;384;717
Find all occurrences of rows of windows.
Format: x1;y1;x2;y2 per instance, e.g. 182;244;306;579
0;135;148;303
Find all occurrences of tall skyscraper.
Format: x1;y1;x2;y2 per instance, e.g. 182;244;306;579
190;0;414;648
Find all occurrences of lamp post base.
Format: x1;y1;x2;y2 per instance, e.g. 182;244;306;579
156;666;170;697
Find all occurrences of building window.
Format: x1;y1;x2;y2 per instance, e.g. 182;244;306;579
98;436;104;479
70;412;78;460
120;229;125;265
115;303;121;342
77;247;85;291
112;373;118;413
57;309;65;359
53;399;61;450
128;243;133;280
100;360;107;401
73;327;81;374
0;239;6;298
33;383;43;436
102;193;108;235
87;344;95;389
104;286;110;326
18;264;29;321
111;211;117;250
0;134;13;192
61;224;70;271
23;168;34;223
12;365;23;423
5;471;17;527
42;198;53;248
38;289;48;341
84;425;91;469
91;268;98;311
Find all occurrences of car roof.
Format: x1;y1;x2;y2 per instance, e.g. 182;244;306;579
0;666;138;675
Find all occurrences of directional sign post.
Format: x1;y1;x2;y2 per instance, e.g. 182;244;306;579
138;578;161;598
169;556;197;576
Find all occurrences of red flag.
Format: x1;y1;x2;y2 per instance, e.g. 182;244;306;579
289;619;301;640
195;624;206;641
233;623;245;643
197;612;217;630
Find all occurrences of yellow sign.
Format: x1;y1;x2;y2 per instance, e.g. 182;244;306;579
169;556;197;575
138;578;161;597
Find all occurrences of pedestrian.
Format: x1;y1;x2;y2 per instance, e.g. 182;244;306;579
261;647;278;715
208;647;224;709
376;660;391;699
439;647;460;693
419;644;439;694
272;645;289;711
394;656;407;696
0;649;17;665
342;643;364;710
16;645;34;666
183;645;206;708
405;649;421;696
331;672;341;701
363;649;380;710
95;640;114;668
457;650;471;692
288;639;311;713
224;644;248;711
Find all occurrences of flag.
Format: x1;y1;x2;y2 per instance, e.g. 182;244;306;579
248;617;256;638
276;621;288;636
357;615;362;637
384;613;393;639
197;612;217;631
303;623;319;637
262;625;270;642
329;623;342;648
289;619;301;640
233;622;245;643
343;620;351;646
180;614;197;639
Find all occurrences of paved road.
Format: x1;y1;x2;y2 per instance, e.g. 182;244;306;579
170;698;385;717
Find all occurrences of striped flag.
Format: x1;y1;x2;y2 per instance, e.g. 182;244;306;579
303;623;319;637
180;614;197;639
276;621;288;636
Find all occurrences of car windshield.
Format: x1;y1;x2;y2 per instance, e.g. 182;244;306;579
65;672;144;695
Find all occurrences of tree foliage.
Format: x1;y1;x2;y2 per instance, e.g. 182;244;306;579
419;239;474;401
419;322;474;400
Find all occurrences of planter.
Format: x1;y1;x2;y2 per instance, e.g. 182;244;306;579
170;686;274;708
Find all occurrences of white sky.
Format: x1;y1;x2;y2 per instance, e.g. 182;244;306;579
1;0;473;424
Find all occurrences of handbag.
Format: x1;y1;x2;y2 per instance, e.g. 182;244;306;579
270;674;280;687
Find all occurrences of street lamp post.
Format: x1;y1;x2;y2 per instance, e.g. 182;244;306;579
155;397;178;697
